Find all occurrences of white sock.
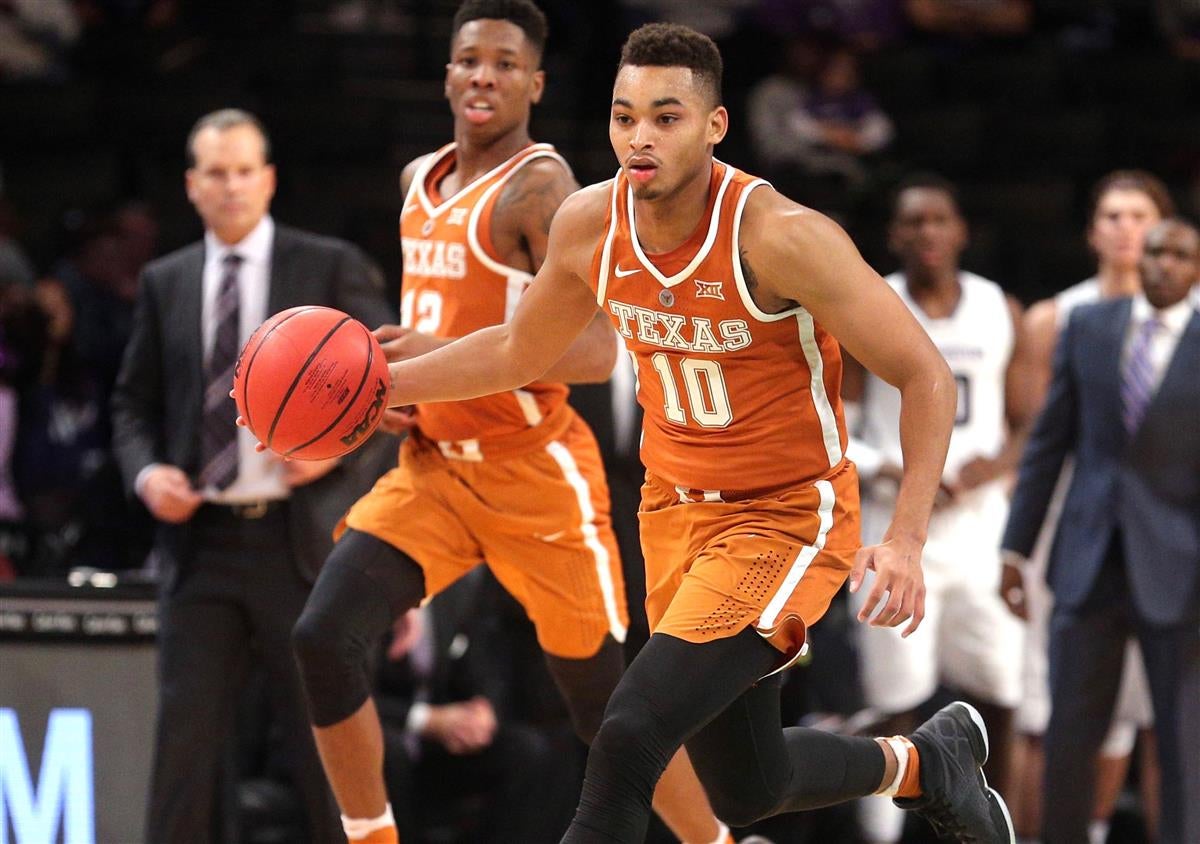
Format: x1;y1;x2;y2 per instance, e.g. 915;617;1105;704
878;736;912;797
701;820;730;844
341;803;395;840
1088;818;1109;844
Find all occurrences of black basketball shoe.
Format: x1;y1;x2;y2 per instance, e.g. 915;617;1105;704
893;701;1015;843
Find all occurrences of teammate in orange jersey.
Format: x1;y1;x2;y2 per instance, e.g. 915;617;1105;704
360;21;1019;844
286;3;734;844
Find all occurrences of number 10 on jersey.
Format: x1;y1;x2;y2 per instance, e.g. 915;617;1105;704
650;352;733;428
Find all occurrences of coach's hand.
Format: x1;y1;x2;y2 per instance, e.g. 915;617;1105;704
424;697;497;754
848;536;926;637
140;465;203;524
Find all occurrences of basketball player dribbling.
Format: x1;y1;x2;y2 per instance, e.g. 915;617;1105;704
366;22;1016;844
282;3;734;843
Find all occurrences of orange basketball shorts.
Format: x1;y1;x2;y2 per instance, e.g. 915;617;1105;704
341;414;628;659
639;459;861;670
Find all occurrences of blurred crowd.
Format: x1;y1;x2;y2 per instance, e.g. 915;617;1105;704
1;2;1198;844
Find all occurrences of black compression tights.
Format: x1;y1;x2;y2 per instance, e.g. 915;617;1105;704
293;528;626;740
562;628;887;843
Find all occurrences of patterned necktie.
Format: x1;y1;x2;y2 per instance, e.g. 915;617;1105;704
1120;314;1161;436
199;253;242;490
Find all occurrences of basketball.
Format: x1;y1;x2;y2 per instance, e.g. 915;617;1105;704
233;306;390;460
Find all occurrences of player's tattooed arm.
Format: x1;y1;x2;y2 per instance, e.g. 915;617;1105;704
495;157;580;272
739;247;798;313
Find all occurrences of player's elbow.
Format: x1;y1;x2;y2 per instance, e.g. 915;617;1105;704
569;335;618;384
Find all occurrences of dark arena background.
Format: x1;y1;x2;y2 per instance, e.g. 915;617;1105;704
1;1;1197;843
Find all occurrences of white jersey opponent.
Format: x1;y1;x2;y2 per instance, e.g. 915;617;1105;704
853;271;1023;712
858;271;1013;545
854;270;1023;843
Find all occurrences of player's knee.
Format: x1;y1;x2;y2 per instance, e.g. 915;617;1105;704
704;786;779;828
591;707;669;766
291;601;375;726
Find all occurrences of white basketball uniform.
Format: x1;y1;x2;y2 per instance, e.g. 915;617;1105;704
1016;278;1153;751
852;272;1024;713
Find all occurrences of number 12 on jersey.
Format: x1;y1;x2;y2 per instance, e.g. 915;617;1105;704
650;352;733;428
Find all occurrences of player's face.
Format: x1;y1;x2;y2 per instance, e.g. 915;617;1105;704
610;65;727;201
445;19;544;140
1140;222;1200;310
889;188;966;274
1088;188;1161;272
186;125;276;245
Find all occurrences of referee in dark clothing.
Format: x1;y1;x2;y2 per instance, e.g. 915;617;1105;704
111;109;395;843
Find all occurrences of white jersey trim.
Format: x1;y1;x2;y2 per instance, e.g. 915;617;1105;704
595;176;621;306
414;142;559;221
545;441;628;644
626;161;735;289
730;177;841;467
730;180;806;323
758;478;835;630
796;310;845;467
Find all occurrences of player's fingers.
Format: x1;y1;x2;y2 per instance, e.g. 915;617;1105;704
235;415;247;428
848;546;872;594
874;584;910;628
901;585;926;637
856;574;887;623
372;324;406;342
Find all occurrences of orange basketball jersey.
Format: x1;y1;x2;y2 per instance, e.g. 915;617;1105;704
400;142;571;448
588;161;849;493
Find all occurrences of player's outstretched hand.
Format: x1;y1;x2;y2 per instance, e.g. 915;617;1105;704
848;537;926;637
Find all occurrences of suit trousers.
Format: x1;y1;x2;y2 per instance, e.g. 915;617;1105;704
1043;537;1200;844
145;503;340;844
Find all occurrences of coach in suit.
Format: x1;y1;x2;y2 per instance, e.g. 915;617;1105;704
111;109;394;843
1001;218;1200;844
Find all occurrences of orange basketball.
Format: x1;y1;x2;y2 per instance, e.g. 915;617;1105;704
233;306;389;460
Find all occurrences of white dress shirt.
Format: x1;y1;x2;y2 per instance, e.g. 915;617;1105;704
201;216;288;503
1124;293;1196;396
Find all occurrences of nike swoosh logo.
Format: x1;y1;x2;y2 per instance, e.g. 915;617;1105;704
614;265;641;278
536;530;567;543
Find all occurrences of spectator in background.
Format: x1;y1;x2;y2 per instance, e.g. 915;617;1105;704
0;0;81;80
618;0;757;39
755;0;906;51
13;277;112;575
748;37;893;207
904;0;1031;40
0;281;44;577
52;212;137;402
0;200;36;288
1157;0;1200;59
377;570;574;843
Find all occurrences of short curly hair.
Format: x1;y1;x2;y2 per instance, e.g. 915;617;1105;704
618;23;723;106
452;0;548;62
1088;170;1175;224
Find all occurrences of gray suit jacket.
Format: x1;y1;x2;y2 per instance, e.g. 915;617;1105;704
1002;297;1200;626
111;224;398;590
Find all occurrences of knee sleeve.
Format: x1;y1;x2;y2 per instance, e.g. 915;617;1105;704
292;529;426;727
545;636;625;744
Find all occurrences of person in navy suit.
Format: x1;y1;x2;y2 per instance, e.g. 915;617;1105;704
1001;218;1200;844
